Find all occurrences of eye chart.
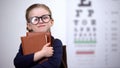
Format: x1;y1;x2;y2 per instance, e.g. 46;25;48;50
67;0;120;68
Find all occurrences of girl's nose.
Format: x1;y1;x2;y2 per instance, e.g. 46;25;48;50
38;18;44;24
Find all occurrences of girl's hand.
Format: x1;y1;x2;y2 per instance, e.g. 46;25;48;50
41;43;54;57
34;43;54;61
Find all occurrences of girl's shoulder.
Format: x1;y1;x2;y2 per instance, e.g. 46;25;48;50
51;36;62;46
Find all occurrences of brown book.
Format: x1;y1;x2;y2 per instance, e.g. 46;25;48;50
26;32;51;46
21;32;51;63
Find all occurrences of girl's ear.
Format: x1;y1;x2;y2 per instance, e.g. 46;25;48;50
27;23;32;32
50;19;54;27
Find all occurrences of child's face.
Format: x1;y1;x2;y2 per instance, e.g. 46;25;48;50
27;7;53;32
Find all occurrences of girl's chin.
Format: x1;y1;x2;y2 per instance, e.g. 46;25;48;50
34;30;47;32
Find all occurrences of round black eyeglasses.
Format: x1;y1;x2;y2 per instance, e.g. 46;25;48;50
29;14;51;25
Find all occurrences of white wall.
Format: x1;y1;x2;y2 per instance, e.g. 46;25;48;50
0;0;66;68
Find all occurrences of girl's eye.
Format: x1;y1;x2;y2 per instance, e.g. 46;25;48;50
42;16;49;20
31;17;38;22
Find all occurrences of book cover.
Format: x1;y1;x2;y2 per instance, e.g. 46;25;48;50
21;32;51;63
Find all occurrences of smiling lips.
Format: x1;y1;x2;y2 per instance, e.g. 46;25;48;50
37;25;46;28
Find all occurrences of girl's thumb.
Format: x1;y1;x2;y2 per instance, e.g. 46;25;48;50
44;42;50;47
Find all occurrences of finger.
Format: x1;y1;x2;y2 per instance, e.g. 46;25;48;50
44;42;50;47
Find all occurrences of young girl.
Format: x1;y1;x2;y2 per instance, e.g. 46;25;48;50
14;3;63;68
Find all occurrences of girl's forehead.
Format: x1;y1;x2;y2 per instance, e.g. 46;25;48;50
29;7;49;17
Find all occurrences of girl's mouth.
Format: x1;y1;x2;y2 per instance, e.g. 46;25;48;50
37;25;45;28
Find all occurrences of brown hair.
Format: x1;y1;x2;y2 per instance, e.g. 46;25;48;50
25;3;52;23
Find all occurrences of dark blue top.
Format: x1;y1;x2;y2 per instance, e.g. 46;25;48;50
14;37;63;68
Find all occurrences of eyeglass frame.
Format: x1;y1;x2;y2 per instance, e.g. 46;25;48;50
28;14;52;25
